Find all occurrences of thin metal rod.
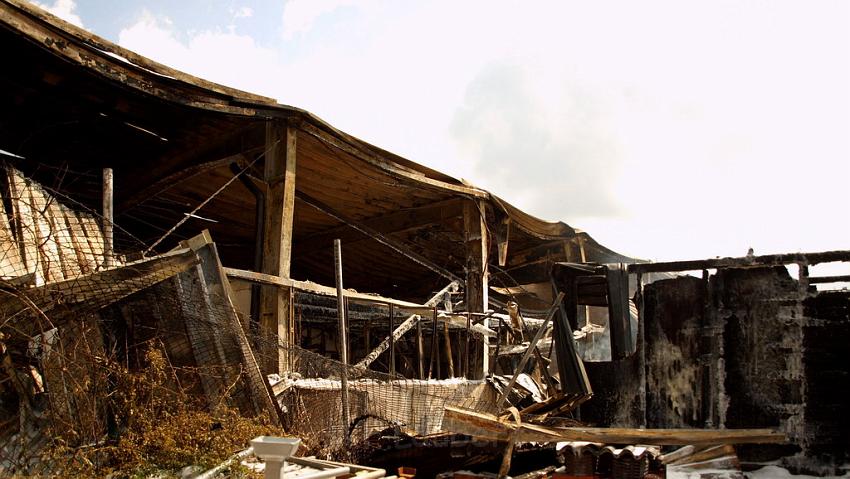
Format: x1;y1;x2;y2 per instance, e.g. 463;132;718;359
102;168;114;268
496;292;565;409
333;239;350;440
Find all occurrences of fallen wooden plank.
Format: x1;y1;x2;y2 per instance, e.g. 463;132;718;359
442;406;786;446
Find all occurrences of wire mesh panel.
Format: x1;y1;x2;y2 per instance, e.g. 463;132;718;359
267;342;501;458
0;167;284;474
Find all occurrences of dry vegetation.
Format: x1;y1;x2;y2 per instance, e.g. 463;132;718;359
43;348;283;478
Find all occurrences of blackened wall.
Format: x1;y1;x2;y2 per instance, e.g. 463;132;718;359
643;275;705;428
581;266;850;475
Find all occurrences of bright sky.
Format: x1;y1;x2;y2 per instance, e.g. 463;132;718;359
33;0;850;263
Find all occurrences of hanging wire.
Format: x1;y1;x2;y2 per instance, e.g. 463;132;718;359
142;142;274;257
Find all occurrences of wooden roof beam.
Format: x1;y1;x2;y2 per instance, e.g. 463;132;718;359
294;198;464;254
296;190;463;284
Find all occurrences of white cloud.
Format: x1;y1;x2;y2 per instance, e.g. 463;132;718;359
233;6;253;19
118;11;284;98
281;0;360;39
32;0;84;28
113;1;849;261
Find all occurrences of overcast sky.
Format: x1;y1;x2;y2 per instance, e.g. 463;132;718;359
33;0;850;265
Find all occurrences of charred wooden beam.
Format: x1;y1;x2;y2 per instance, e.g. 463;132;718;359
102;168;113;268
443;406;787;446
294;198;464;255
296;190;463;284
259;120;297;374
225;267;432;312
628;250;850;274
464;200;489;378
808;275;850;284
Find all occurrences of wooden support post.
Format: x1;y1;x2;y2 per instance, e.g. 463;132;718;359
463;200;488;378
416;315;425;379
102;168;114;269
443;320;455;378
334;240;351;440
388;303;396;376
259;120;297;374
577;236;588;328
431;306;440;379
464;312;471;378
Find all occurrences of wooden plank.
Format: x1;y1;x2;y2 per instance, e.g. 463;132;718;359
442;406;786;446
0;188;25;278
629;250;850;274
8;169;41;284
224;267;432;311
808;275;850;284
27;182;63;283
60;206;95;275
45;197;80;279
259;120;298;374
102;168;114;268
183;231;284;425
77;213;105;271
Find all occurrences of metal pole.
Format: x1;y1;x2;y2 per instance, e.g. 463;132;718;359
388;303;396;376
416;316;425;379
102;168;114;269
333;240;350;441
431;306;440;379
464;312;471;378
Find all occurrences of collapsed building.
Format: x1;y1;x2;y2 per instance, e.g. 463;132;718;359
0;1;847;477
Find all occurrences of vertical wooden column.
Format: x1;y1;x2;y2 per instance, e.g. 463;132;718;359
260;120;297;374
102;168;114;269
463;200;488;378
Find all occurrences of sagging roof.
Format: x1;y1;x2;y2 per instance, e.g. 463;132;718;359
0;0;633;301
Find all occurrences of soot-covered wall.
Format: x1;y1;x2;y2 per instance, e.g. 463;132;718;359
581;266;850;475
